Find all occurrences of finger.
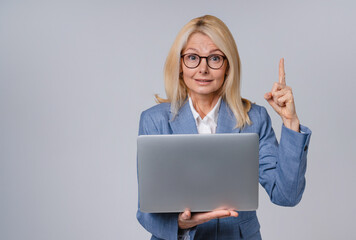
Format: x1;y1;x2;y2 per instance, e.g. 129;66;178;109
279;58;286;86
229;210;238;217
181;209;191;220
213;206;231;211
274;91;288;107
272;86;291;99
264;92;272;100
277;92;293;106
265;94;281;113
212;205;237;212
276;99;286;107
195;210;231;222
214;206;238;217
271;82;283;94
216;214;236;220
271;84;289;106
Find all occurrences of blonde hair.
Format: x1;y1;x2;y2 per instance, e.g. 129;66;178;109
156;15;252;128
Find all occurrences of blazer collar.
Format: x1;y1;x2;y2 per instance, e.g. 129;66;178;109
169;100;198;134
169;99;241;134
216;99;241;133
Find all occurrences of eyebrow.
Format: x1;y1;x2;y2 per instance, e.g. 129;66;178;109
183;48;224;54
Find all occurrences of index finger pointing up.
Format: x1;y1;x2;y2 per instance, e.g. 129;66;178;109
279;58;286;85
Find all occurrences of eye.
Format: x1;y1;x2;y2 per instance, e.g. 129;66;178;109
186;54;199;61
209;55;222;62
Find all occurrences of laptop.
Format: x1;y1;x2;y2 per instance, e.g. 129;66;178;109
137;133;259;213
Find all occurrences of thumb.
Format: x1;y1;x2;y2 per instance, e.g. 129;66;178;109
264;92;280;113
182;209;191;220
264;92;272;100
264;92;274;106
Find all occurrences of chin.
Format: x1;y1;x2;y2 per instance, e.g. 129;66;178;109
190;88;220;96
185;80;223;97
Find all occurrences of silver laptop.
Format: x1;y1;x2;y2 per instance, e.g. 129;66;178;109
137;133;259;213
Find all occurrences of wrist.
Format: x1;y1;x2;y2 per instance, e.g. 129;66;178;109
178;222;193;230
283;117;300;132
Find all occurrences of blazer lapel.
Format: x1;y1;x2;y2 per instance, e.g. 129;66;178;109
216;99;241;133
169;98;240;134
169;100;198;134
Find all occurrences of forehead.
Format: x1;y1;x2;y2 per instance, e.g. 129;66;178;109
183;32;220;53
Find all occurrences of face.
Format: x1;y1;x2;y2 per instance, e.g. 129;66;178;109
181;32;228;99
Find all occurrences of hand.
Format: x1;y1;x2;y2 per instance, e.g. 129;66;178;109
178;207;238;230
264;58;300;132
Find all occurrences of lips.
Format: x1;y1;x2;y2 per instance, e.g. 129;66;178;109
195;79;213;82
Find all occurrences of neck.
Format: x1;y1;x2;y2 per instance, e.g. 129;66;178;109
189;93;220;119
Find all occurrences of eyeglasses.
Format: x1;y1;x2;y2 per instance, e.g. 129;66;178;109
181;53;227;70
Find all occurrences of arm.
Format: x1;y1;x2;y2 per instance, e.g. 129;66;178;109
258;106;311;206
261;58;312;205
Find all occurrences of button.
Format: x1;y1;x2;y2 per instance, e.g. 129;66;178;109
304;145;308;151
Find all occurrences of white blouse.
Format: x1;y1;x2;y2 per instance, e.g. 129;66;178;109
188;96;221;134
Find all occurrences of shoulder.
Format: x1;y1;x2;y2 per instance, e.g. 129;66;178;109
241;103;272;133
139;103;171;135
248;103;270;122
140;102;171;121
243;103;272;140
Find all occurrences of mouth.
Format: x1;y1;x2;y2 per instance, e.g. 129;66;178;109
195;79;213;83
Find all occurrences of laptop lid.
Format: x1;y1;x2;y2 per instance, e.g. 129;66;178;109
137;133;259;213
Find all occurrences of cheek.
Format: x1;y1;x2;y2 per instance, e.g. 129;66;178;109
215;70;227;83
182;69;196;81
181;71;191;87
219;65;229;81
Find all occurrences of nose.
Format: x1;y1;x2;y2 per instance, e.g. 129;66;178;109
198;57;209;74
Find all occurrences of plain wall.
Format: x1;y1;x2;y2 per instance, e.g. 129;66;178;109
1;0;355;239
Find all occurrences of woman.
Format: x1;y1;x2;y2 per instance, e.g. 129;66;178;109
137;15;311;240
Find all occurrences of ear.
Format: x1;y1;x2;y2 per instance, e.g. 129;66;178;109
225;64;230;76
179;64;183;79
179;67;183;79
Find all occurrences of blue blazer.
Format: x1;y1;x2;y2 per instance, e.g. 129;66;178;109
137;99;311;240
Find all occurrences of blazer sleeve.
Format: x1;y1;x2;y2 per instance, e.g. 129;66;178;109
136;111;180;240
258;106;312;206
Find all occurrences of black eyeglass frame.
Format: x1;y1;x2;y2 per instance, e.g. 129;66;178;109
181;53;227;70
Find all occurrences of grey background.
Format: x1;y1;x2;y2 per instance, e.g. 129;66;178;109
0;0;355;239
